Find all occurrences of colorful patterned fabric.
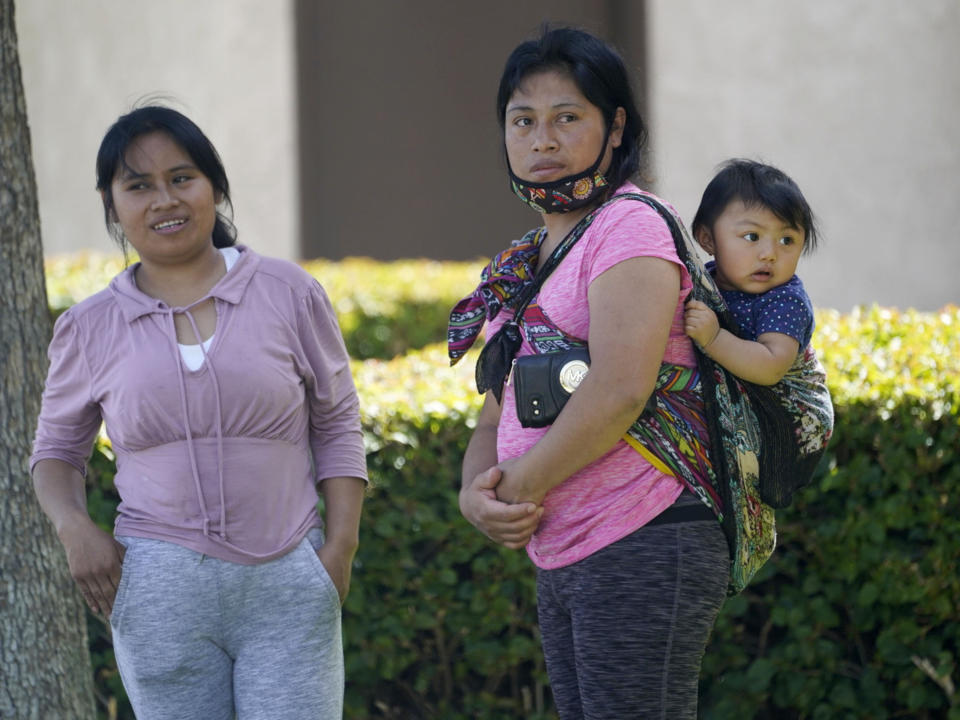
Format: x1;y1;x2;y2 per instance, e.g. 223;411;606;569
510;169;609;214
777;346;834;457
520;302;581;354
525;191;784;594
707;245;833;505
624;365;722;514
506;127;611;215
746;345;833;508
447;227;545;363
703;364;775;593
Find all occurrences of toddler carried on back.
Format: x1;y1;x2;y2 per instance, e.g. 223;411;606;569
685;159;834;499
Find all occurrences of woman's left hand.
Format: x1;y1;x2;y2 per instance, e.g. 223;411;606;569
316;540;357;605
495;456;546;506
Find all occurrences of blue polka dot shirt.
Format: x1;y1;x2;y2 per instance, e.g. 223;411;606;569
706;261;814;349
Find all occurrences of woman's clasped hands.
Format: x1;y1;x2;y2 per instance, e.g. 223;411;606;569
459;459;544;550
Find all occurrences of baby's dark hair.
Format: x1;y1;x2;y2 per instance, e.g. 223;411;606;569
692;159;820;255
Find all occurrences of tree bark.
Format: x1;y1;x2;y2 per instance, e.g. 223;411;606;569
0;1;97;717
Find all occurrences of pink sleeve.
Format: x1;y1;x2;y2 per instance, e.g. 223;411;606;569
297;281;368;483
584;199;689;287
581;195;696;366
30;309;103;476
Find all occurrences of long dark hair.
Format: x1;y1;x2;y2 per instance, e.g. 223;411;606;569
95;105;237;251
496;26;647;191
692;159;820;255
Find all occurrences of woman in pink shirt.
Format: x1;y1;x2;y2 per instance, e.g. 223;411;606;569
32;106;366;719
450;28;729;719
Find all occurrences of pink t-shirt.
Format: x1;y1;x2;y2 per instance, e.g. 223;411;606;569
490;185;697;569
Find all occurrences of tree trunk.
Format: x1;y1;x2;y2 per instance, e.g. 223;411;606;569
0;1;97;717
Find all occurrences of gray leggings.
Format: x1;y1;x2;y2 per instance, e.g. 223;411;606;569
536;516;729;720
110;529;343;720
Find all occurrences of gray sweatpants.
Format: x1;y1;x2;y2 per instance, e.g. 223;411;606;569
110;529;343;720
536;515;730;720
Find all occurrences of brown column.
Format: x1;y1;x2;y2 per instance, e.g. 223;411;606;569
295;0;647;261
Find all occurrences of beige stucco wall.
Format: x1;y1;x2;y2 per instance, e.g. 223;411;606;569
647;0;960;310
15;0;298;260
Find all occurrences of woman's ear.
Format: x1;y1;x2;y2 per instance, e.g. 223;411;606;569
609;106;627;149
695;226;716;255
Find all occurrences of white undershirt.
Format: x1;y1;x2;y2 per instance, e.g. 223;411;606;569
178;247;240;370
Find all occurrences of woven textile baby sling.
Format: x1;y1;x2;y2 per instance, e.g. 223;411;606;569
612;192;832;593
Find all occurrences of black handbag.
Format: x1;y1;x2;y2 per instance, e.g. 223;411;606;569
512;348;590;428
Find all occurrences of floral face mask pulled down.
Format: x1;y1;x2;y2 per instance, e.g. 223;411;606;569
506;128;611;214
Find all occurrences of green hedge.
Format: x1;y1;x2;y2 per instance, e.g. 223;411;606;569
351;306;960;720
700;306;960;720
45;253;481;361
66;278;960;716
300;258;480;360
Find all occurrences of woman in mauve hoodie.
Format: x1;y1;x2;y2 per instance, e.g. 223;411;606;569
31;105;367;720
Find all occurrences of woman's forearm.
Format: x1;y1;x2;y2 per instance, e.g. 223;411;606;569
462;423;499;488
32;458;92;534
461;393;502;488
318;476;366;550
459;393;541;547
33;458;127;616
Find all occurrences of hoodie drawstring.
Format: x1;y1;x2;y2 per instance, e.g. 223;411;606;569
166;302;228;541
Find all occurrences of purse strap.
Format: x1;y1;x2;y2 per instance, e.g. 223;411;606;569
475;207;604;401
509;209;599;319
608;193;741;332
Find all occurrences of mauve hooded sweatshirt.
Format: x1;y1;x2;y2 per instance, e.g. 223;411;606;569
31;246;367;564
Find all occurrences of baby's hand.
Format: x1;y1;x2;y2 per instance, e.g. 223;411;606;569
684;300;720;349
